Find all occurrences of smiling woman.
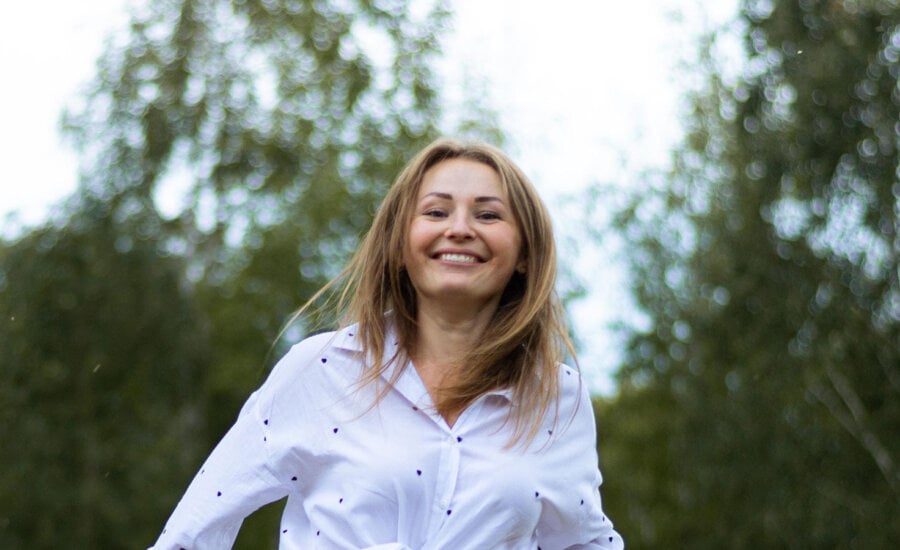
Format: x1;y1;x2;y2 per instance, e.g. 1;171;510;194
404;159;525;326
149;138;623;549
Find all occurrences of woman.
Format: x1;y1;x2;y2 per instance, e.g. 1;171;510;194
150;139;623;549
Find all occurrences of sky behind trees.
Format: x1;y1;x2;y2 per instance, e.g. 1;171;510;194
0;0;738;393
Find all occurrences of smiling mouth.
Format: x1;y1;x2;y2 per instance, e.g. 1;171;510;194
436;253;481;264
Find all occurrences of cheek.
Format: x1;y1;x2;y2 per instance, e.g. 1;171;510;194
507;232;524;262
403;224;421;260
403;222;432;268
402;219;422;257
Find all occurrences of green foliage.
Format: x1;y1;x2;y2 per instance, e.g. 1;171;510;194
0;202;210;547
595;0;899;547
60;0;454;417
0;0;498;547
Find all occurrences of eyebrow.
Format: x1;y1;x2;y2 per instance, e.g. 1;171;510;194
423;192;505;204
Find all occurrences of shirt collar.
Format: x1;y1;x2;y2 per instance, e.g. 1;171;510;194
331;323;364;352
330;317;514;403
483;386;514;401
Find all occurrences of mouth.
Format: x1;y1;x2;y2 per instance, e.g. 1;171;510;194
434;252;482;264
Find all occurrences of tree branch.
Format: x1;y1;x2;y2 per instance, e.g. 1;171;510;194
808;366;899;497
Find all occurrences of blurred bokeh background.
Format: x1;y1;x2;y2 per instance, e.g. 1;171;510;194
0;0;897;547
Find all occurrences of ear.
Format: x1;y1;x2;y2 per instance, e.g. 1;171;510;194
515;258;527;274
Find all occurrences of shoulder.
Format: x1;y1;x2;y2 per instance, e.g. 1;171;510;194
248;326;363;414
261;326;362;390
550;363;596;437
555;362;580;383
555;363;590;406
275;329;337;370
279;325;361;366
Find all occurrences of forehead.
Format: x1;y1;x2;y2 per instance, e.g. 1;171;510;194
417;158;505;198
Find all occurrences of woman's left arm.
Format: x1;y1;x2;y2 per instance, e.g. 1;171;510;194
536;367;624;549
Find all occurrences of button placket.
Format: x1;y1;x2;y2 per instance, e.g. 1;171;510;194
427;434;461;535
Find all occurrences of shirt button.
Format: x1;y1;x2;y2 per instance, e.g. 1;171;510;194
439;499;449;508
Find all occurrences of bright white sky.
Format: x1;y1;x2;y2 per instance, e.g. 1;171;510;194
0;0;738;394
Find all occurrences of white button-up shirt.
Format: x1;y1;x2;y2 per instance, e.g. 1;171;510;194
150;324;624;549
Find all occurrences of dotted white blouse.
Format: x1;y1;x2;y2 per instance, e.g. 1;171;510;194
149;323;624;549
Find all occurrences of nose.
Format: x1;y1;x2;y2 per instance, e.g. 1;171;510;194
445;210;474;240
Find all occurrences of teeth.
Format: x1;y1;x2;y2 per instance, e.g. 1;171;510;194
439;253;478;263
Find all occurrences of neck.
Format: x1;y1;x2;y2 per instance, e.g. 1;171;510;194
410;295;498;392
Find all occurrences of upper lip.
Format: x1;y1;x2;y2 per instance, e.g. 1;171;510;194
432;249;485;262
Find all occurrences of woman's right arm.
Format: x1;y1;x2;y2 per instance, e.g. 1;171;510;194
148;386;289;549
148;336;329;550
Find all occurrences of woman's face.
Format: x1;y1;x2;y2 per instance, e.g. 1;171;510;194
403;158;524;314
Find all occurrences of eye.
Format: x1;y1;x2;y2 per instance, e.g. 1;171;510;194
423;208;447;218
476;210;502;221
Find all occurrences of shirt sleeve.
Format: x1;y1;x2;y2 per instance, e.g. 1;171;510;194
535;367;624;550
148;338;326;550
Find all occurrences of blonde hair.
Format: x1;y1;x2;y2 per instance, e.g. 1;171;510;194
302;138;577;444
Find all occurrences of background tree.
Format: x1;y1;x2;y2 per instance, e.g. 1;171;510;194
0;0;504;547
593;0;899;546
60;0;453;429
0;201;210;547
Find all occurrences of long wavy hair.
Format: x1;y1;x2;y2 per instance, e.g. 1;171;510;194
304;138;577;445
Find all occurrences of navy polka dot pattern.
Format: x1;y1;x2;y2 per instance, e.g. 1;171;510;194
148;324;623;549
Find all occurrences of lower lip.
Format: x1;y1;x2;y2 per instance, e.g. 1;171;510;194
436;257;480;265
